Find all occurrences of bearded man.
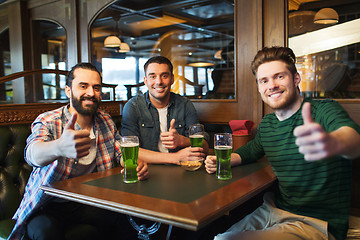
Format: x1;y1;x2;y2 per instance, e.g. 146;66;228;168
9;63;149;240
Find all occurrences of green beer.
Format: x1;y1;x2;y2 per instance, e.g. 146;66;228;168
215;146;232;180
121;143;139;183
190;134;204;147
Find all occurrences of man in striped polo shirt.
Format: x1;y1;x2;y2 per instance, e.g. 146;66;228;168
205;46;360;240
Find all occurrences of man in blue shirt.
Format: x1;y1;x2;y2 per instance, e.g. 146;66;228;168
121;56;208;164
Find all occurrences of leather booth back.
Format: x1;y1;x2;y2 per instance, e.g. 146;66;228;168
0;125;32;221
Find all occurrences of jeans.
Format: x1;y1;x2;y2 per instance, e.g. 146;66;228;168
26;200;137;240
214;192;336;240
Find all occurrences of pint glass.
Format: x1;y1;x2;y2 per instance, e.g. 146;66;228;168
189;124;204;148
214;133;232;180
120;136;139;183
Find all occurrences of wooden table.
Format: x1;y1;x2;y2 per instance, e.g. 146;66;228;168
41;161;276;235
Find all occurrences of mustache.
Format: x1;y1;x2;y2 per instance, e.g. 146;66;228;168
80;96;99;103
267;87;281;93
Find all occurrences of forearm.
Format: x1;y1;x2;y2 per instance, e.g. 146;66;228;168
138;148;179;164
231;152;242;166
203;140;209;155
178;135;190;148
26;140;63;167
331;126;360;159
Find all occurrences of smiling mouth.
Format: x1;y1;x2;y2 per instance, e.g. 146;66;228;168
268;91;284;98
153;86;166;92
81;97;98;105
83;100;95;104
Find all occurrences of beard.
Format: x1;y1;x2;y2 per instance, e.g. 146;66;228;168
262;86;299;111
71;94;100;116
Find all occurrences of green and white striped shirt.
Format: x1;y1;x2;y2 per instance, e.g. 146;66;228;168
235;98;360;240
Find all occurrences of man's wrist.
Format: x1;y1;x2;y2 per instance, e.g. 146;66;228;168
181;135;190;147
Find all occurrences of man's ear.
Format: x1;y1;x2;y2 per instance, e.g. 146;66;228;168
294;72;301;87
65;85;71;98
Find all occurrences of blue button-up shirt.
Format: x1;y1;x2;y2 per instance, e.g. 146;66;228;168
121;92;199;152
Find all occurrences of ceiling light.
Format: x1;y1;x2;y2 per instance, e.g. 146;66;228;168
214;50;223;59
187;61;214;67
118;42;130;52
104;16;131;52
314;8;339;24
104;36;121;48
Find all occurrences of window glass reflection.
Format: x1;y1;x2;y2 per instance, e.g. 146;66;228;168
90;0;234;100
33;20;67;101
288;0;360;99
0;28;11;103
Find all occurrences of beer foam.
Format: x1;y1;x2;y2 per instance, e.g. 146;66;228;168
214;145;232;150
190;134;204;138
120;142;139;147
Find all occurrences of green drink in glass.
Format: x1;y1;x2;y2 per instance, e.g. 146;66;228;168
214;133;233;180
189;124;205;148
120;136;139;183
190;134;204;147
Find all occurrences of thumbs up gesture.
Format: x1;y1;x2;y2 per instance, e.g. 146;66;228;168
58;113;92;159
160;119;183;149
293;102;336;161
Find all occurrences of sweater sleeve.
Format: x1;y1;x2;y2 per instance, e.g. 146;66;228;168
234;130;265;165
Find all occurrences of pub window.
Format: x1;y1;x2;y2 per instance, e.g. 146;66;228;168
32;20;67;101
0;28;11;103
90;0;234;100
288;0;360;99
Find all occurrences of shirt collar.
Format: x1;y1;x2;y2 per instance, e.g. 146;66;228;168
145;91;175;109
61;104;99;131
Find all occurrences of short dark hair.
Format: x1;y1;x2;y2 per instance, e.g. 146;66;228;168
66;63;102;87
251;46;297;78
144;56;173;75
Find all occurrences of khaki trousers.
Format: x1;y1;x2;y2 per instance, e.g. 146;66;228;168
214;192;336;240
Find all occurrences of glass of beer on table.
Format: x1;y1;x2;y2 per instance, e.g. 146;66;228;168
189;124;204;148
214;133;232;180
120;136;139;183
179;124;205;171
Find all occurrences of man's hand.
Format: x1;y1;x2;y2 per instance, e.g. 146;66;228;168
294;102;338;161
121;161;149;181
137;161;149;180
173;146;205;164
58;113;91;159
160;119;185;149
205;155;217;174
